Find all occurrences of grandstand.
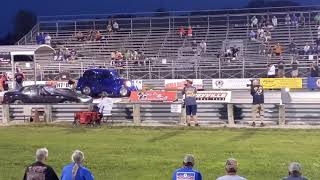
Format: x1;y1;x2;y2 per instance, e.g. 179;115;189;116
2;6;320;80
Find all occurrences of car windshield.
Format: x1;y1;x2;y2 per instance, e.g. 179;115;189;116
21;86;38;96
43;86;63;95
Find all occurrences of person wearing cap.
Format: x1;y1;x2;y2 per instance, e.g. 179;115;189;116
216;158;246;180
61;150;94;180
250;79;265;127
282;162;308;180
172;154;202;180
23;148;59;180
182;80;199;126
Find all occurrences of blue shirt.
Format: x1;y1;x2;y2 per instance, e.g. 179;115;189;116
61;163;94;180
172;167;202;180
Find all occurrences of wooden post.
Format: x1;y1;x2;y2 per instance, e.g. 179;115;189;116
44;105;52;123
133;104;141;125
279;104;286;126
227;104;235;126
2;105;10;124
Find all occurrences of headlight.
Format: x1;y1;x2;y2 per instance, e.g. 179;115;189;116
125;81;132;87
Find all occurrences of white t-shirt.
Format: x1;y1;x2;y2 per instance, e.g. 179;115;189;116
217;175;247;180
268;65;276;76
45;35;51;44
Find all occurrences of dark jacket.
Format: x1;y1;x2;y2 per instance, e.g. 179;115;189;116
251;85;264;104
23;161;59;180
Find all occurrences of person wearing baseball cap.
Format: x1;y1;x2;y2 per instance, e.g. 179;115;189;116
216;158;246;180
182;80;199;126
282;162;308;180
172;154;202;180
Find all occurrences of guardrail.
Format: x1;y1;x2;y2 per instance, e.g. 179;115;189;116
1;102;320;126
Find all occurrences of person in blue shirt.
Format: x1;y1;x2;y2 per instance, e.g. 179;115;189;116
172;154;202;180
61;150;94;180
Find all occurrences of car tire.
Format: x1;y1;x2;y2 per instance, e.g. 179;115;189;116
119;86;129;97
13;100;23;104
82;86;91;96
62;100;73;104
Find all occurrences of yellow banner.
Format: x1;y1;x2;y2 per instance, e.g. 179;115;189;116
260;78;303;89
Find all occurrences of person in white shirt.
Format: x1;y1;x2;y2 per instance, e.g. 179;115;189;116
45;33;52;45
272;16;278;27
267;63;276;78
251;16;258;27
303;43;310;55
216;158;246;180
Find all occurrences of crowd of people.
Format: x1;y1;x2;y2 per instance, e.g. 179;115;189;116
53;47;78;62
110;49;145;67
36;32;52;45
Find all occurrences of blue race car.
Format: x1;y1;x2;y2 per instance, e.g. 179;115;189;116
76;69;138;97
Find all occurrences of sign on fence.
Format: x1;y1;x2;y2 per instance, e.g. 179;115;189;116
260;78;303;89
212;79;251;89
307;77;320;89
170;104;182;113
130;91;177;102
195;91;232;103
165;79;203;90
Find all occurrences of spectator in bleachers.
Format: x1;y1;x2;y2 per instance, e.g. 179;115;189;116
23;148;59;180
267;63;276;78
303;43;311;56
288;40;297;54
112;21;119;32
257;27;265;40
251;16;258;28
178;26;186;38
70;49;77;61
249;30;256;41
314;13;320;27
36;32;45;45
133;50;138;60
172;154;202;180
199;40;207;55
282;162;308;180
124;50;132;61
115;51;123;60
265;30;272;42
61;150;94;180
44;33;52;45
75;32;85;41
111;51;116;61
107;23;113;33
187;26;193;38
259;15;266;27
315;38;320;47
310;61;319;77
216;158;246;180
285;14;291;25
95;31;102;41
272;16;278;27
250;79;264;127
64;48;71;62
317;26;320;39
291;58;299;78
278;60;285;78
292;14;299;28
231;46;240;61
273;43;283;57
299;13;306;27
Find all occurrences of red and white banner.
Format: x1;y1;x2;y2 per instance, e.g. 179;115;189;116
195;91;232;103
130;91;177;102
165;79;203;90
212;79;251;89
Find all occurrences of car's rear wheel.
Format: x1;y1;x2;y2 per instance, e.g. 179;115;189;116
13;100;23;104
120;86;128;97
82;86;91;96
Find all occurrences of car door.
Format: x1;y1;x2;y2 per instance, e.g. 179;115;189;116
40;86;63;103
100;72;115;94
20;86;41;103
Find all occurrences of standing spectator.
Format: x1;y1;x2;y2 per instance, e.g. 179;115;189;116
36;32;44;45
216;158;246;180
199;40;207;54
61;150;94;180
310;61;319;77
265;31;272;42
23;148;59;180
292;14;299;28
303;43;311;55
112;21;119;32
15;68;24;90
267;63;276;78
44;33;52;45
107;23;113;33
273;43;283;57
291;58;299;78
250;79;264;127
178;26;186;38
257;27;265;40
272;16;278;27
278;60;285;78
75;32;85;41
172;154;202;180
299;13;306;27
251;16;258;27
288;40;297;54
0;72;8;91
187;26;193;38
282;162;308;180
314;13;320;27
95;31;102;41
64;48;71;62
285;14;291;25
249;30;256;41
260;15;266;27
182;80;199;126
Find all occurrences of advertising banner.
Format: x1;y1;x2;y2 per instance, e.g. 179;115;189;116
212;79;251;89
307;77;320;89
195;91;232;103
22;81;75;89
165;79;203;90
130;91;177;102
0;52;11;64
260;78;303;89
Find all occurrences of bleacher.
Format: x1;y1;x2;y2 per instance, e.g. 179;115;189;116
7;6;320;80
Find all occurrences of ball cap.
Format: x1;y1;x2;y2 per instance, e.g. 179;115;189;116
186;79;193;84
288;162;302;172
183;154;195;164
225;158;238;170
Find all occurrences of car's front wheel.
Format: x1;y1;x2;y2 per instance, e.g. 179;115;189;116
82;86;91;96
119;86;129;97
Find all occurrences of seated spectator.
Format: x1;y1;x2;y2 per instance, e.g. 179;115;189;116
272;16;278;27
187;26;193;38
113;21;119;32
36;32;45;45
249;30;256;41
64;48;71;61
310;61;319;77
44;33;52;45
291;58;299;78
257;28;265;40
111;51;116;60
267;63;276;78
278;60;285;78
216;158;246;180
265;31;272;42
282;162;308;180
315;38;320;47
230;46;240;60
259;15;266;27
124;50;132;60
95;31;102;41
199;40;207;54
251;16;258;27
133;50;138;60
314;13;320;26
107;23;113;33
292;14;299;28
115;51;123;60
303;43;311;55
178;26;186;38
75;32;85;41
299;13;306;27
288;40;297;54
23;148;59;180
61;150;94;180
172;154;202;180
273;43;283;56
70;49;77;61
285;14;291;25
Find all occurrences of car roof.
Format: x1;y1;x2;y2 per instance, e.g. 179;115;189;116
86;69;117;74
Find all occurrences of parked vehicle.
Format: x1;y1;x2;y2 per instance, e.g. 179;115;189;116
2;85;92;104
76;69;138;97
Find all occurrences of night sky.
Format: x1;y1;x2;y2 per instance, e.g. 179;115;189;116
1;0;319;37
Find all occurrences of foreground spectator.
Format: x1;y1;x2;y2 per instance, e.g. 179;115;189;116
278;60;285;78
23;148;59;180
282;162;308;180
250;79;264;127
15;68;24;90
182;80;199;126
216;158;246;180
291;58;299;78
172;154;202;180
310;61;319;77
61;150;94;180
267;63;276;78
